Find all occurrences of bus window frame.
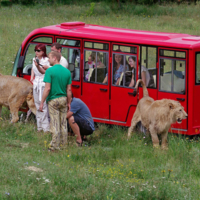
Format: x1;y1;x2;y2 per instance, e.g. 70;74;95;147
159;56;186;94
83;49;109;85
139;45;158;89
55;36;82;48
111;42;138;88
83;39;110;85
111;52;138;88
195;52;200;85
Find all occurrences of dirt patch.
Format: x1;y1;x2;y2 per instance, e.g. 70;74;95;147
25;166;43;172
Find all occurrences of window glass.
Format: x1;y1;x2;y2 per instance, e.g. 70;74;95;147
22;43;51;75
56;38;80;47
32;37;52;43
84;50;108;84
62;47;80;81
113;45;137;54
112;53;134;87
22;43;37;75
196;53;200;84
160;50;186;59
84;42;109;50
141;46;157;88
159;58;185;93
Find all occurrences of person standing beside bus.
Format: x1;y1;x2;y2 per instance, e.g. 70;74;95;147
42;42;68;69
38;51;72;151
128;56;150;87
103;53;124;85
31;44;50;132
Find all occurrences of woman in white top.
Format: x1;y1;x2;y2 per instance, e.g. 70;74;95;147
128;56;150;87
30;44;50;132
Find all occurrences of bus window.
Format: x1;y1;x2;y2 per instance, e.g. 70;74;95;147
56;38;80;47
84;50;108;84
196;53;200;84
22;43;51;75
32;37;52;43
159;58;185;93
112;54;136;87
141;46;157;88
23;43;36;75
61;47;80;81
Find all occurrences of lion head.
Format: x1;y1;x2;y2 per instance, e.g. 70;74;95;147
169;101;187;124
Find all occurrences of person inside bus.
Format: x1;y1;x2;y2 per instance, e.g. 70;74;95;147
42;42;68;69
103;53;124;85
128;56;150;87
31;44;50;132
91;52;105;68
67;93;95;146
85;55;95;81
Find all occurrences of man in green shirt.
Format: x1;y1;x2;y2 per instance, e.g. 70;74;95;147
39;51;72;151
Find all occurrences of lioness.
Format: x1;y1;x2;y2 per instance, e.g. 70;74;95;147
128;79;187;149
0;74;36;123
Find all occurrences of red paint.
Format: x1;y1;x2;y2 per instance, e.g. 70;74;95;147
13;21;200;135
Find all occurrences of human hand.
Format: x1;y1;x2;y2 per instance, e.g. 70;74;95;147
34;60;40;69
39;102;44;112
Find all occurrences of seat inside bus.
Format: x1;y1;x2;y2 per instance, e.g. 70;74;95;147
88;67;106;82
160;70;185;93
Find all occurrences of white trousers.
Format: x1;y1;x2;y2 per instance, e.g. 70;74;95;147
33;86;50;132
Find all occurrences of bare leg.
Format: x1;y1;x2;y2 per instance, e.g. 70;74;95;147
68;115;82;145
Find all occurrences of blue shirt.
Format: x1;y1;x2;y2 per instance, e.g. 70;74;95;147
70;98;95;131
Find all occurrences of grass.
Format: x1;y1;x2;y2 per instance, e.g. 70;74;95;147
1;2;200;199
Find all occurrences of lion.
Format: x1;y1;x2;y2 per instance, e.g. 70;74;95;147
0;74;36;123
127;79;187;149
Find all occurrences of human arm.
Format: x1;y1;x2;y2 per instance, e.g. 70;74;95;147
129;74;135;87
141;71;146;86
34;60;46;74
39;83;51;111
116;78;120;85
30;68;35;83
103;75;108;84
66;84;72;111
67;110;73;119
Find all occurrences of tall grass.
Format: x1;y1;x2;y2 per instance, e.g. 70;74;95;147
1;2;200;199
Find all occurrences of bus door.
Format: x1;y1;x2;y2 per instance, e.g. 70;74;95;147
158;48;188;130
56;37;81;98
138;46;158;102
110;44;139;123
81;40;110;119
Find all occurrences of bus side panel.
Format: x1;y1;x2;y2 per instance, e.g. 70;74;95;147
192;49;200;135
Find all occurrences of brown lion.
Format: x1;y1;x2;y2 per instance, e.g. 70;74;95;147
127;79;187;149
0;74;36;123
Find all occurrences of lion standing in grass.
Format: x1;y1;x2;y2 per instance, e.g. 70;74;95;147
0;74;36;123
128;79;187;149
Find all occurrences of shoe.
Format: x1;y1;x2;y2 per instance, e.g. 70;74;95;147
76;141;82;147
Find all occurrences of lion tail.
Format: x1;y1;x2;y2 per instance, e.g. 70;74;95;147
133;79;149;97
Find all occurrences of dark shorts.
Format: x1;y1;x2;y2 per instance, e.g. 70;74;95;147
68;115;94;136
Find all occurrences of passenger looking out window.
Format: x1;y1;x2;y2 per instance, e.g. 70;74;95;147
103;53;124;85
84;50;108;83
128;56;150;87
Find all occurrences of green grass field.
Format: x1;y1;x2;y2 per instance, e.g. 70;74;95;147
1;2;200;199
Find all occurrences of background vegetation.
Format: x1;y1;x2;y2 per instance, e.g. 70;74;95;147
1;1;200;199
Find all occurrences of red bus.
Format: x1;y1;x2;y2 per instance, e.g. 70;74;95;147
12;21;200;136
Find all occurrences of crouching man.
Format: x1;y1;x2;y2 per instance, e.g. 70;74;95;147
67;94;95;146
